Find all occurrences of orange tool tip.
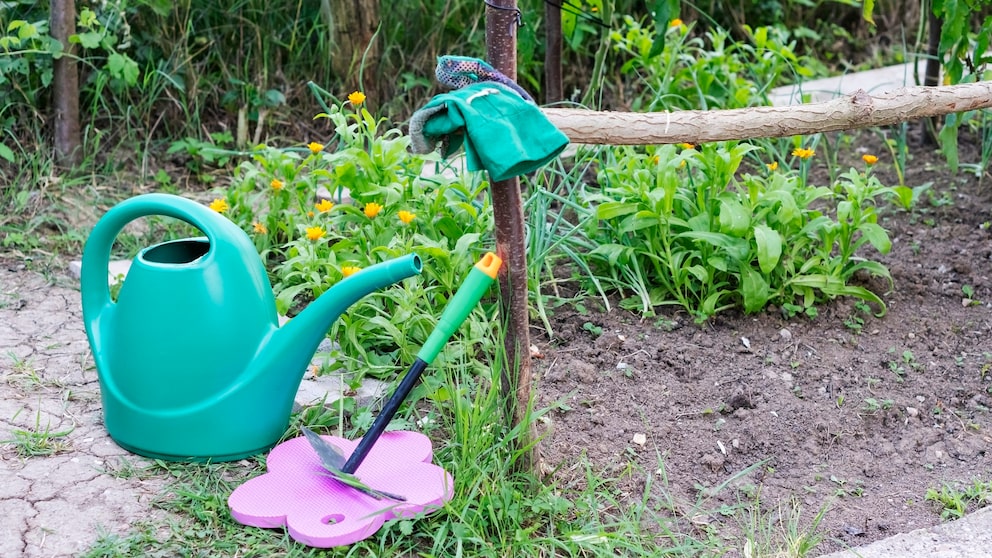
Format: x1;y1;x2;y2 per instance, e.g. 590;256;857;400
474;252;503;278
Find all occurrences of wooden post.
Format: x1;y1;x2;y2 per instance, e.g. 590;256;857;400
544;1;563;104
329;0;381;104
51;0;81;167
485;0;540;475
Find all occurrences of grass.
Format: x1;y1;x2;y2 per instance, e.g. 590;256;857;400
2;408;73;457
76;338;830;557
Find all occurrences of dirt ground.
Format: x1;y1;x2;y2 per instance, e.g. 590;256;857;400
535;130;992;554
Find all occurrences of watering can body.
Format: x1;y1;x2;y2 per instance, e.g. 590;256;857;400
81;193;421;461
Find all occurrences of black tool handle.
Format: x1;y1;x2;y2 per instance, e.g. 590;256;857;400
341;358;428;474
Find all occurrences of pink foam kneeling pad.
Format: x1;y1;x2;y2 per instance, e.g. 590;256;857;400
228;430;453;548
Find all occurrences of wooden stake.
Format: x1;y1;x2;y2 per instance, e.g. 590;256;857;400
485;0;540;476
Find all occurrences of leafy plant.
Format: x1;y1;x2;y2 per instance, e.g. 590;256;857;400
586;142;900;321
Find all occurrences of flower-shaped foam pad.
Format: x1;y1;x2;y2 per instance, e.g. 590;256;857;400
228;430;452;548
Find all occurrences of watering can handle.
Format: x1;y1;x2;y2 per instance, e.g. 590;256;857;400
80;193;251;315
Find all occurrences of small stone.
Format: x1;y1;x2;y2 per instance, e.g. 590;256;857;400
906;406;919;417
779;328;792;341
632;433;646;446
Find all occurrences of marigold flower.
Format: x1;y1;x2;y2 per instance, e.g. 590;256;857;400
679;142;695;149
348;91;366;106
253;222;268;234
315;199;334;213
305;226;325;242
307;211;314;218
364;202;383;218
792;147;815;159
398;210;416;224
862;154;879;165
209;198;229;213
270;178;284;191
670;18;683;28
307;142;324;154
766;161;778;171
341;266;361;277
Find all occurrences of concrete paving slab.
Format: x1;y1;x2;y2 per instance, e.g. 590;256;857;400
819;506;992;558
770;60;929;106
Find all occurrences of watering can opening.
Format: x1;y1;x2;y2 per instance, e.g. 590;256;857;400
141;238;210;265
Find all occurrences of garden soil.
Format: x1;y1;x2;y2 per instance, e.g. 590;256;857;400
0;130;989;556
535;131;992;555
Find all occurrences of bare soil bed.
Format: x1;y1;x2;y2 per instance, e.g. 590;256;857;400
534;131;992;554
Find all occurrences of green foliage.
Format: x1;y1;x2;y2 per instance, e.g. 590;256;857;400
586;142;899;321
926;479;992;520
611;15;821;111
220;98;495;381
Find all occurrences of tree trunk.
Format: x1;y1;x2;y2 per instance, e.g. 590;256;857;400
51;0;81;167
542;82;992;145
486;0;540;477
329;0;380;106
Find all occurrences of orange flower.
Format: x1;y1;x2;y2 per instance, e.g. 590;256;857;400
307;142;324;154
669;18;683;28
305;226;325;242
862;154;879;165
678;142;695;149
397;210;416;224
270;179;284;191
315;199;334;213
209;198;229;213
792;147;815;159
253;222;268;234
341;265;361;277
363;202;383;218
348;91;366;106
766;161;778;171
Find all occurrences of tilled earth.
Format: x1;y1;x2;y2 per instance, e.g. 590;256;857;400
535;132;992;555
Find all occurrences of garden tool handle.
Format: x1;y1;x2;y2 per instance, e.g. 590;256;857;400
417;252;502;365
340;252;502;474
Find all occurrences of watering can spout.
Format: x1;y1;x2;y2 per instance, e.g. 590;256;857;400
263;253;423;378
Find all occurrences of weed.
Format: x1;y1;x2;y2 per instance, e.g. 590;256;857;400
3;409;73;457
925;479;992;520
582;321;604;337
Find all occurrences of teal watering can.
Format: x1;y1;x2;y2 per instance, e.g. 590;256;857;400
80;193;422;462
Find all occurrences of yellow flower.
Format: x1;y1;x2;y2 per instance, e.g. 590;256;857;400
669;18;683;28
341;265;361;277
364;202;383;218
307;211;314;218
348;91;366;106
766;161;778;171
862;154;879;165
678;160;687;168
305;226;325;241
209;198;229;213
678;142;695;150
315;199;334;213
792;147;815;159
398;210;416;224
307;142;324;154
270;178;284;191
253;222;268;234
651;155;660;164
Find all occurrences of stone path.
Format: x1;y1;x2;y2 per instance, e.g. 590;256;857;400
0;267;168;557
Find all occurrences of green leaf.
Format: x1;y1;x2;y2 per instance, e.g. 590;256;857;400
0;143;14;163
740;266;771;313
938;112;960;173
753;224;782;275
73;31;103;49
596;201;639;220
107;52;139;86
718;196;750;236
648;0;676;58
301;427;406;501
862;0;876;25
858;222;891;253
